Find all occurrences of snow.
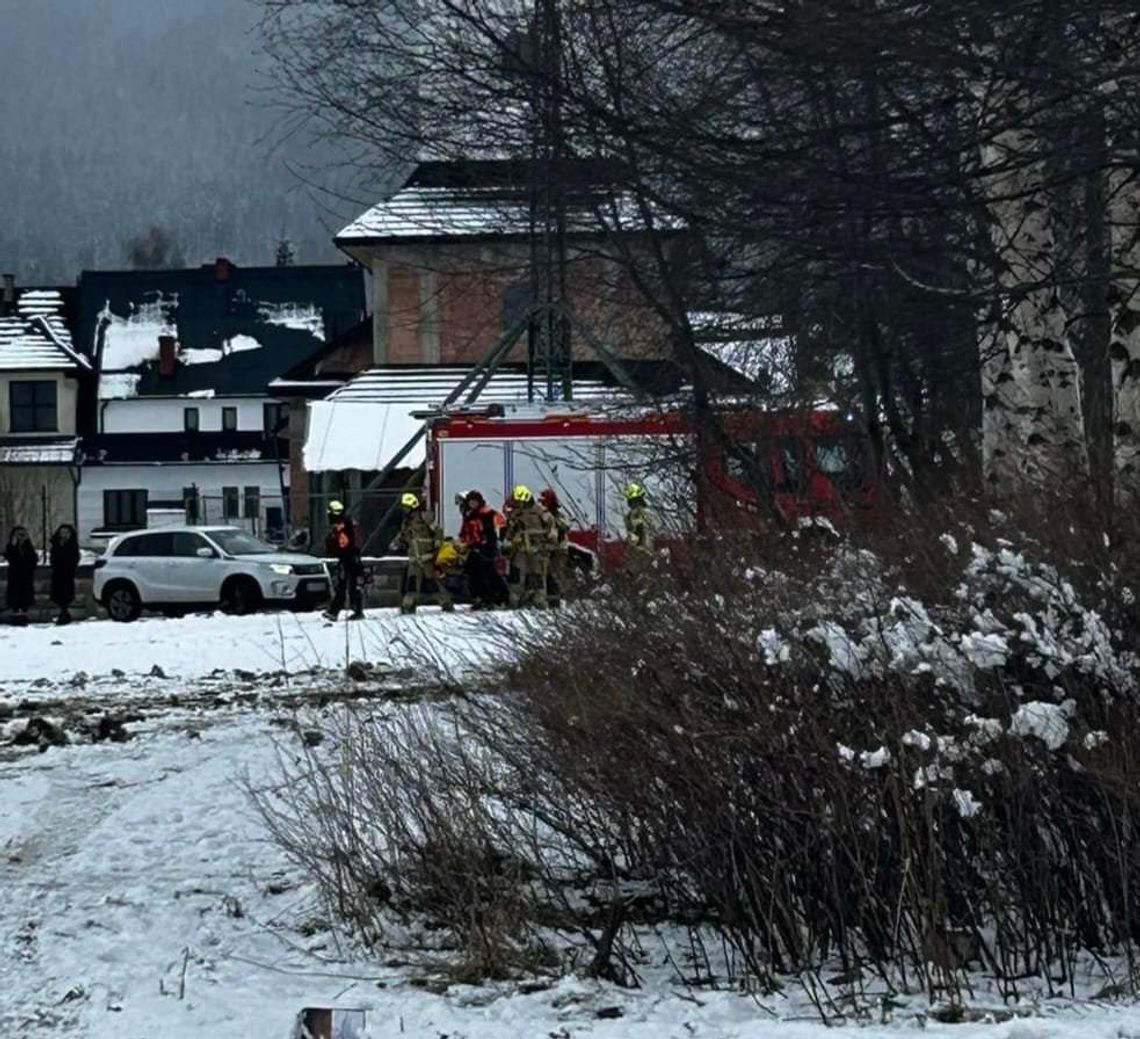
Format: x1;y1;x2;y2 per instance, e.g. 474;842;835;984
953;788;984;818
98;297;177;371
225;334;261;353
97;372;141;400
303;399;426;473
0;609;505;695
180;346;225;365
258;302;324;340
3;610;1140;1036
1010;700;1074;751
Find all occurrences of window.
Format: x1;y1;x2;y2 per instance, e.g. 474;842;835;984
103;489;148;531
243;486;261;519
113;531;172;557
263;402;287;434
9;380;57;433
183;407;199;432
222;406;238;432
222;486;240;519
814;437;868;493
172;531;211;557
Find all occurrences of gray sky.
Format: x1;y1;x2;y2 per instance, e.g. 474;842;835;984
0;0;352;282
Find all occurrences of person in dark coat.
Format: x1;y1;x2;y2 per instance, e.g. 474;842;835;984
4;527;39;625
322;500;365;621
49;524;81;625
458;490;508;609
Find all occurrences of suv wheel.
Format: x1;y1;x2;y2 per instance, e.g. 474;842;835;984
221;576;262;616
105;582;142;623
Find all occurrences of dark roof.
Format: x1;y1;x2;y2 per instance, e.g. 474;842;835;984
79;261;366;399
270;316;374;393
82;431;289;465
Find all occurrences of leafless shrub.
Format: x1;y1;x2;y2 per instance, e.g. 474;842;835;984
254;495;1140;1012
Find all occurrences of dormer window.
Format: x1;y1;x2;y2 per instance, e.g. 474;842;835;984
9;380;57;433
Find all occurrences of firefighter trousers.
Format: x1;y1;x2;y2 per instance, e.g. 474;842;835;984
509;552;548;608
402;561;454;613
329;560;364;616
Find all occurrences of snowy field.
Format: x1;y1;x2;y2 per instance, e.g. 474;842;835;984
3;610;1140;1037
0;608;510;698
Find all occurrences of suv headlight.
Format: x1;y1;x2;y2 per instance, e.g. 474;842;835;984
269;563;295;576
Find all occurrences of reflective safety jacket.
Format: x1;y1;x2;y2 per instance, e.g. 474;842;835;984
625;504;652;552
504;503;555;557
398;511;444;566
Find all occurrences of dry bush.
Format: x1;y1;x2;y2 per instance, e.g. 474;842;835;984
253;491;1140;1010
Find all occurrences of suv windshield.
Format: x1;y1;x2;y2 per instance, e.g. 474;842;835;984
208;529;277;556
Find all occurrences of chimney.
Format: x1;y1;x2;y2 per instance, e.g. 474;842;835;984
214;256;232;282
158;334;177;378
1;273;14;317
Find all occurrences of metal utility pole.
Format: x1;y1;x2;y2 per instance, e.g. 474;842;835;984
527;0;572;404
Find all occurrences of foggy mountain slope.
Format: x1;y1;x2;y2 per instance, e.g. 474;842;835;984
0;0;353;282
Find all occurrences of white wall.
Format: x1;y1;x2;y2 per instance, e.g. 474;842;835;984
101;396;277;434
77;461;288;543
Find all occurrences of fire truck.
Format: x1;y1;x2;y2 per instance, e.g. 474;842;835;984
424;403;879;569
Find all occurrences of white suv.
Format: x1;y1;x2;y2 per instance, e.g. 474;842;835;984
93;526;331;622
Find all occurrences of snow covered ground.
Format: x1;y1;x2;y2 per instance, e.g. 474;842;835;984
3;609;1140;1037
0;607;510;698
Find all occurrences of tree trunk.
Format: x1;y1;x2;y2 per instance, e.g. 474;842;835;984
1109;165;1140;503
980;124;1088;489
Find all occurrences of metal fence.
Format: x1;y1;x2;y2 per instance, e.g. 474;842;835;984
306;488;412;556
185;492;291;543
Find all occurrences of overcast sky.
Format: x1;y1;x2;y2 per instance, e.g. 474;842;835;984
0;0;354;282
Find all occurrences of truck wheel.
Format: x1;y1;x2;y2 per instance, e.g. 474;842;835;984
221;576;262;616
104;582;142;623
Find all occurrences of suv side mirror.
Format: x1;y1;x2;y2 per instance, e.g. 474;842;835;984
196;546;216;559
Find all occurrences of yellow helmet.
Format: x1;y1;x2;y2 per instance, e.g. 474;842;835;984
401;492;420;509
513;484;534;503
624;482;645;501
327;499;345;515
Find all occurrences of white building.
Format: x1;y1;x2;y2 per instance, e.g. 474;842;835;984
75;260;366;544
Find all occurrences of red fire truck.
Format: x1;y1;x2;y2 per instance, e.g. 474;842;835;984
424;403;879;569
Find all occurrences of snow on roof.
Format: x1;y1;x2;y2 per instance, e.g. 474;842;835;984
98;373;142;400
336;185;656;243
257;303;324;340
304;366;623;472
0;437;80;464
328;366;616;405
0;314;88;372
699;337;795;392
304;400;425;472
97;297;177;371
16;290;75;352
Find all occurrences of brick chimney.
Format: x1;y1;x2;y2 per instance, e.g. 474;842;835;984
214;256;232;282
158;334;177;378
1;274;14;317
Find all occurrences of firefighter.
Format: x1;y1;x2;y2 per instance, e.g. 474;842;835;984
322;500;365;621
539;487;572;607
394;492;454;615
624;482;653;573
503;484;555;608
459;490;509;609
